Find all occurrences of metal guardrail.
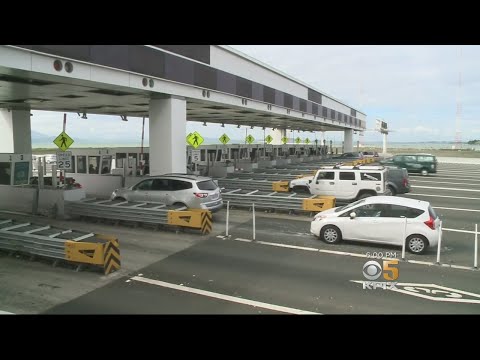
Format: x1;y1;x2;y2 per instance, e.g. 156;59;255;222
220;189;335;213
0;217;120;275
65;198;213;234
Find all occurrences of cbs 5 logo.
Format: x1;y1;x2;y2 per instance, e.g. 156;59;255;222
363;260;399;281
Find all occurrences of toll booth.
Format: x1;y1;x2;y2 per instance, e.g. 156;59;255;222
0;153;32;186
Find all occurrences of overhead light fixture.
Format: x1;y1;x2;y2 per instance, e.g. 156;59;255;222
272;128;276;131
120;115;127;122
81;112;87;119
237;124;241;128
250;125;254;129
262;127;265;130
221;122;225;127
203;121;207;126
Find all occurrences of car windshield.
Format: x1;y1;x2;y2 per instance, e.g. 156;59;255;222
197;180;218;191
334;198;367;212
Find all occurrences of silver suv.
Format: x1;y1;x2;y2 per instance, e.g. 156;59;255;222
110;174;223;212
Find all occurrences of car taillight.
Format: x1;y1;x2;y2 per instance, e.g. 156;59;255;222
402;177;408;187
424;216;435;230
194;192;208;198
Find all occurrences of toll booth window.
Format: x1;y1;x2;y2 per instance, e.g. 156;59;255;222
0;162;12;185
88;156;100;174
101;155;112;174
216;150;222;162
116;153;126;168
65;156;76;173
77;156;87;174
201;150;206;161
128;153;137;167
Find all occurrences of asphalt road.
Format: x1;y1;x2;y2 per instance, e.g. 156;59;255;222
2;161;479;315
45;236;480;314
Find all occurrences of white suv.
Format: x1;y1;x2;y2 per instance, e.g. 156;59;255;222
289;165;388;202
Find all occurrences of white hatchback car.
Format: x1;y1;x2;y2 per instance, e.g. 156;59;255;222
310;196;440;254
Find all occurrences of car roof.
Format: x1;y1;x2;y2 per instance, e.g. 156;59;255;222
362;196;429;209
151;174;213;182
395;153;436;157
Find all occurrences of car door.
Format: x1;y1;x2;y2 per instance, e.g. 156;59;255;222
309;171;335;196
129;179;153;202
335;171;358;200
340;203;386;242
149;178;171;204
378;204;418;245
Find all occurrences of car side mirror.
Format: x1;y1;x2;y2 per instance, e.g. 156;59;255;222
349;212;356;219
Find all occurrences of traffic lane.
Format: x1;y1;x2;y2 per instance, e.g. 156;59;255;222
410;173;480;182
46;238;480;314
44;277;282;314
410;178;480;189
402;192;480;213
227;216;476;267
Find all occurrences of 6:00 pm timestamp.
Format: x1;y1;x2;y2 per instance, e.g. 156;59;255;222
366;252;398;259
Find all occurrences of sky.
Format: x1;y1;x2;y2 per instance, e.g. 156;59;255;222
30;45;480;147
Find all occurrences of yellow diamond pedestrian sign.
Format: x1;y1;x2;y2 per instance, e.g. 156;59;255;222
265;135;273;144
295;137;301;144
305;138;310;144
246;134;255;144
219;133;230;145
53;131;74;151
187;131;204;149
281;136;288;144
186;133;192;143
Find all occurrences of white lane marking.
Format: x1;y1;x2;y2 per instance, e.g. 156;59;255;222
0;310;14;315
350;281;480;304
412;185;480;193
443;227;477;234
233;239;478;271
130;276;320;315
433;206;480;213
411;179;480;187
405;193;480;201
255;241;318;252
235;238;252;242
411;175;480;181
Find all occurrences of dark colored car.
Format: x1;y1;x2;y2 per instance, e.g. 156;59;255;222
385;166;410;196
380;154;438;176
333;152;364;160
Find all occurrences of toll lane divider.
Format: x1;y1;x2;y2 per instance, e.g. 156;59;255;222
0;217;120;275
65;198;213;234
220;189;336;213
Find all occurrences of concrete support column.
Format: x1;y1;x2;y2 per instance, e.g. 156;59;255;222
344;129;353;153
270;128;287;145
149;96;186;175
0;109;32;153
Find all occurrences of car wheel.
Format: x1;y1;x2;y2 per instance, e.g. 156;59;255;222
387;186;396;196
173;202;188;209
406;234;428;254
292;186;309;194
320;225;342;244
421;169;429;176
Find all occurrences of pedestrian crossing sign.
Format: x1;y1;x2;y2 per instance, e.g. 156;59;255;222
246;134;255;144
53;131;74;151
305;138;310;144
187;131;204;148
295;137;301;144
219;133;230;145
265;135;273;144
281;136;288;144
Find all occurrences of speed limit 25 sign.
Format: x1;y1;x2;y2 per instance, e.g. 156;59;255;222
56;151;72;170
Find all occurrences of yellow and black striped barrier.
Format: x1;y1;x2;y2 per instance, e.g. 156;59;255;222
272;181;290;192
65;234;121;275
168;209;213;235
302;196;336;212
